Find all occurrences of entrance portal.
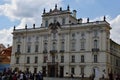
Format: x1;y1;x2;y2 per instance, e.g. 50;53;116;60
48;64;58;77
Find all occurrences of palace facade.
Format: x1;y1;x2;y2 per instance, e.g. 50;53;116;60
10;5;120;78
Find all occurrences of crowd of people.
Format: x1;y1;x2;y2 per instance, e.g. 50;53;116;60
0;68;120;80
0;68;43;80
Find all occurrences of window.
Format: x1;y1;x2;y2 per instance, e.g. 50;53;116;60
53;42;56;50
94;40;98;48
35;56;38;63
27;57;30;64
17;45;20;52
43;56;47;63
36;36;39;42
62;18;65;25
61;42;64;50
94;30;98;37
34;68;37;73
71;55;75;63
17;37;21;42
16;57;19;64
44;43;47;51
81;67;84;75
45;20;48;27
27;37;31;42
72;33;75;39
81;32;85;38
61;55;64;63
54;17;57;23
71;42;75;51
94;55;98;63
81;39;85;50
52;56;55;63
35;45;39;52
27;45;31;53
71;67;75;74
81;55;84;63
53;33;56;39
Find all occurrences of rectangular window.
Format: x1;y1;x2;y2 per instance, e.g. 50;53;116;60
81;55;84;63
35;45;39;52
43;56;47;63
61;42;64;50
94;40;98;48
71;67;75;74
35;56;38;63
71;42;75;51
71;55;75;63
61;55;64;63
62;18;65;25
94;55;97;63
52;56;55;63
44;43;47;51
27;57;30;64
53;42;56;50
17;45;20;52
27;45;31;53
45;20;48;27
81;67;84;75
81;39;85;50
16;57;19;64
34;68;37;73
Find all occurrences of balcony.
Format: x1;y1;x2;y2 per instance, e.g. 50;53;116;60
49;50;57;54
15;51;21;57
59;50;64;53
47;62;58;65
43;50;48;53
92;48;99;52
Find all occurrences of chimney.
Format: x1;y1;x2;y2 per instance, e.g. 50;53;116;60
73;10;77;18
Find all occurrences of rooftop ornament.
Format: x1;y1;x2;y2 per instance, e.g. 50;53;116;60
67;5;70;11
55;4;57;10
33;24;35;29
87;18;89;23
104;16;106;21
43;8;46;14
60;7;62;11
14;25;16;31
25;24;27;29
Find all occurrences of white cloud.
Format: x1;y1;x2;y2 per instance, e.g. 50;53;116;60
110;15;120;44
0;28;13;47
0;0;62;46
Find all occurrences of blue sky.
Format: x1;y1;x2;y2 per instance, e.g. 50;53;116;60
0;0;120;46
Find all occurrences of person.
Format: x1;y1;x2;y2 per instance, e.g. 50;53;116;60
71;73;74;78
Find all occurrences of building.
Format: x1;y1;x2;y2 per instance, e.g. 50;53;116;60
0;44;5;52
10;5;120;79
0;46;12;72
